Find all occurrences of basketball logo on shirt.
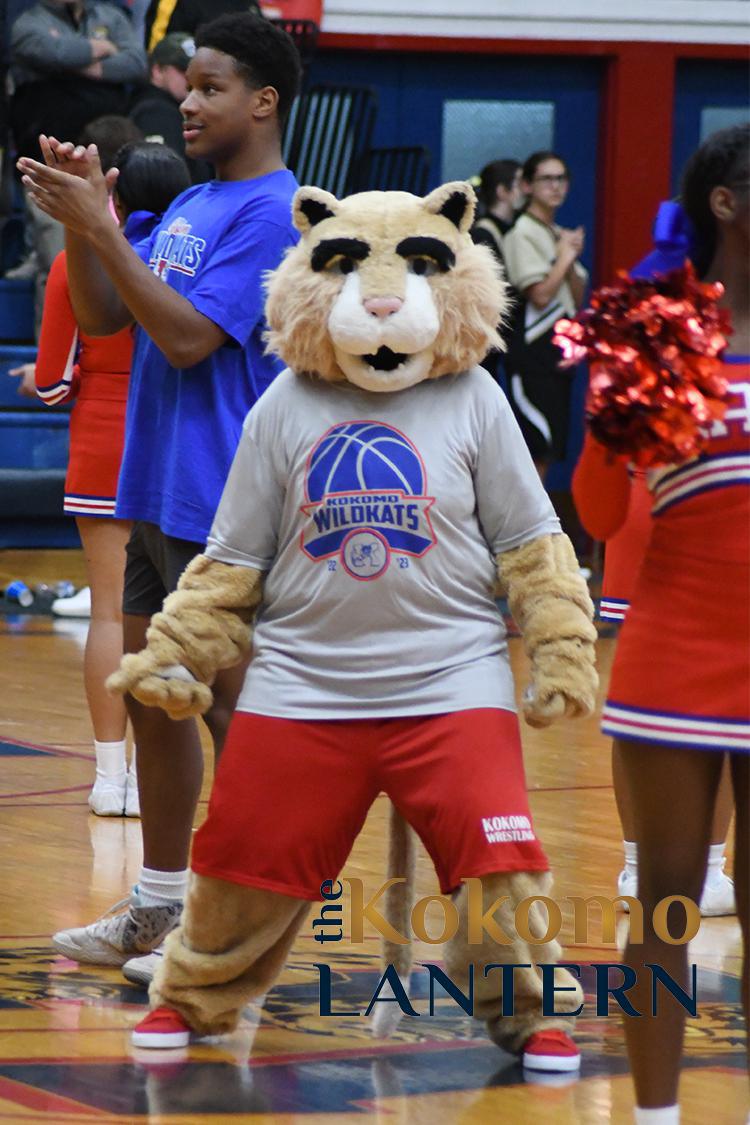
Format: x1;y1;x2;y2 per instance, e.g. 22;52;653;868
149;217;206;282
300;421;436;579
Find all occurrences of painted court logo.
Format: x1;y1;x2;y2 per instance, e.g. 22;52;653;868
149;217;206;282
300;421;436;579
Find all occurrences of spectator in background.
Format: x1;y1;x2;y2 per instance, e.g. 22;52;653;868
9;0;146;332
472;158;523;246
471;158;523;384
10;1;146;163
0;5;30;148
145;0;261;50
129;32;211;181
502;150;588;480
79;112;143;170
128;0;151;40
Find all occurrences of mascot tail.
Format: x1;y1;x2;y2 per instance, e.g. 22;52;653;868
371;804;417;1038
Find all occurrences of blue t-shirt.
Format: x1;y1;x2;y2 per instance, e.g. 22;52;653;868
116;169;299;543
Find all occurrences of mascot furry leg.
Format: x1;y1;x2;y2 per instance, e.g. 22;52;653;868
444;873;583;1054
373;531;595;1045
149;875;308;1036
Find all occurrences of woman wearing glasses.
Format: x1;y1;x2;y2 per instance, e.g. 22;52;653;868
503;151;588;478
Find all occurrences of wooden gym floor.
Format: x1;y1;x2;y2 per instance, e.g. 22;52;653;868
0;549;747;1124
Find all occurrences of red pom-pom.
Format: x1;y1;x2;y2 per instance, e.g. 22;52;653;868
553;264;731;467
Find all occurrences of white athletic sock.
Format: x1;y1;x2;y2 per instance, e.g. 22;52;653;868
704;842;727;886
127;754;137;780
94;738;127;781
623;839;638;875
137;866;188;907
634;1107;679;1124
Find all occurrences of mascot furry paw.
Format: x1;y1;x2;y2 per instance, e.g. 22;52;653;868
107;556;263;718
120;182;595;1071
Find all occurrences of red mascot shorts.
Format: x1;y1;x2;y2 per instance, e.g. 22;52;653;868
192;707;549;899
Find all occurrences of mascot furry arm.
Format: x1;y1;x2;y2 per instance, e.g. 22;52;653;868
106;555;263;720
106;532;596;725
499;532;597;727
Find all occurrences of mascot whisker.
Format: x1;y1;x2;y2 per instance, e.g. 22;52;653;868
109;182;597;1071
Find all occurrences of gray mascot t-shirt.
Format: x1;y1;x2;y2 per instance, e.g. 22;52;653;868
206;365;561;718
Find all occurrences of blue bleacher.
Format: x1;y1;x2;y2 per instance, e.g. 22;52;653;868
0;280;34;342
0;410;70;467
0;342;79;549
0;343;39;407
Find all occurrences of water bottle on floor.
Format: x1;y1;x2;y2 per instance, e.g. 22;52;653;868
4;580;33;608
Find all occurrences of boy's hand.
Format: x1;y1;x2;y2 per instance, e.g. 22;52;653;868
39;135;97;179
17;144;117;237
39;136;119;192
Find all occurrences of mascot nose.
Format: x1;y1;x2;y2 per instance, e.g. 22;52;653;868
363;296;403;318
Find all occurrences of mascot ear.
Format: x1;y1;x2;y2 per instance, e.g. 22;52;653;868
293;186;341;234
422;181;476;233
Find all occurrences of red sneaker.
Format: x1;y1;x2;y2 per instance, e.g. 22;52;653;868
131;1006;191;1049
522;1029;581;1072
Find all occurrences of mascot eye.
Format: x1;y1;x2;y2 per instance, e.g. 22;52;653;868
327;255;356;276
407;256;439;277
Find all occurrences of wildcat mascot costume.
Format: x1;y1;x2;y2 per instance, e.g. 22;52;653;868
110;182;597;1070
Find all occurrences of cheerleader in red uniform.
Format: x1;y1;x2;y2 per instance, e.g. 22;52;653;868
34;142;190;817
573;435;736;917
593;125;749;1124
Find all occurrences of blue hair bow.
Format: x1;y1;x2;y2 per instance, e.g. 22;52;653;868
629;200;696;280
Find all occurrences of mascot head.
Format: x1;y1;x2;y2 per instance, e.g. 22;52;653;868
266;182;506;392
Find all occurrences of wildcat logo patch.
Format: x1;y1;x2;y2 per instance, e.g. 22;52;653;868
300;421;436;579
